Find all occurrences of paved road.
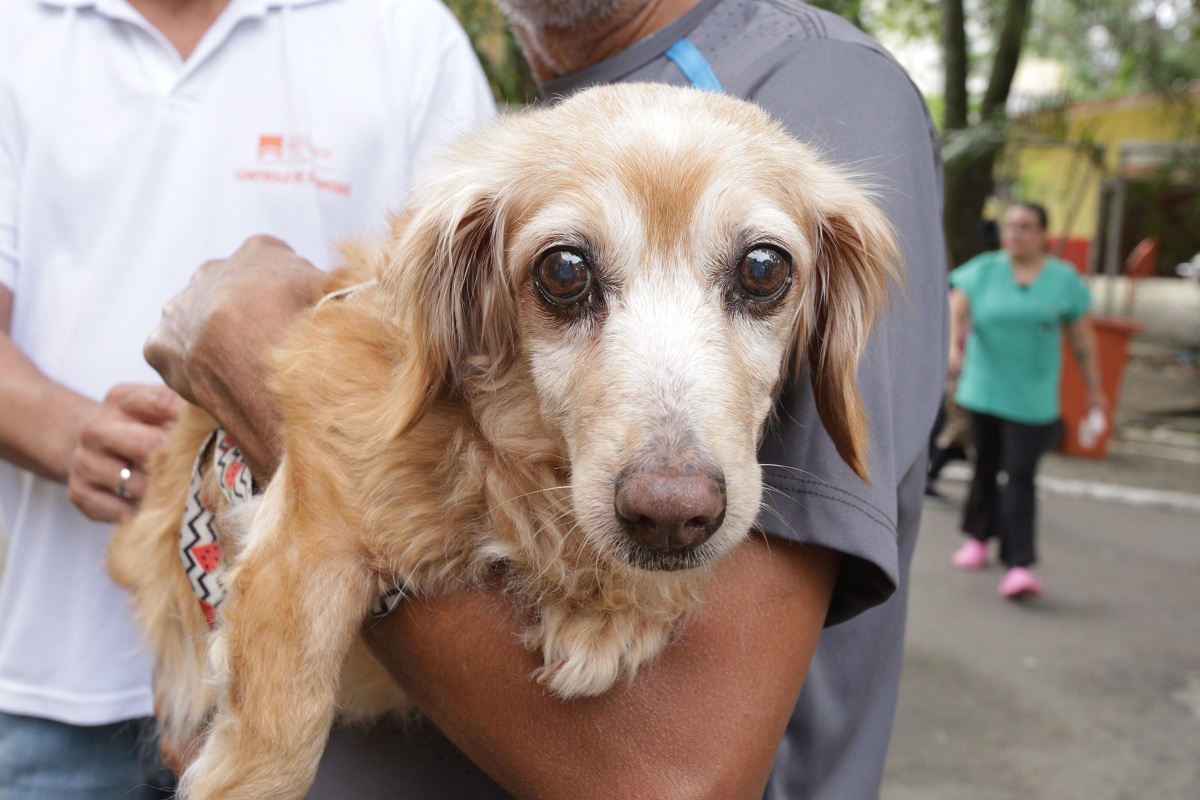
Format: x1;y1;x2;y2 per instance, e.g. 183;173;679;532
883;480;1200;800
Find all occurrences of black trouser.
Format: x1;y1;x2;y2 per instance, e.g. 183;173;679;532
961;411;1060;568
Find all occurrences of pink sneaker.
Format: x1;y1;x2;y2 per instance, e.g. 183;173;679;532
999;567;1043;600
952;539;989;570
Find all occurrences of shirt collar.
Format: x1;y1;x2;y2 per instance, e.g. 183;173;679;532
37;0;328;12
539;0;723;100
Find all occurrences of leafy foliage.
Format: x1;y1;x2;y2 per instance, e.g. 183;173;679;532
1028;0;1200;98
443;0;538;106
807;0;868;29
816;0;1200;268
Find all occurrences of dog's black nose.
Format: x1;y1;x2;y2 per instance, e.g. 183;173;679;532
615;471;726;551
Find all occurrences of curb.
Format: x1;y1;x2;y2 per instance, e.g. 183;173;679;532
939;464;1200;515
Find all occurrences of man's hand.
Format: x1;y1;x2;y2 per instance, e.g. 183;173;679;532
67;383;183;522
144;235;326;476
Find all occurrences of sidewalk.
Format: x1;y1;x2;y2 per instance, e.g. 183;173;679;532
885;481;1200;800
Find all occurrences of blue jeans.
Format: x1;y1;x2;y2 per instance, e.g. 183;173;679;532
0;712;174;800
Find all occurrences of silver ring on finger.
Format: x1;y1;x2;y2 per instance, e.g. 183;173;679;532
116;466;134;500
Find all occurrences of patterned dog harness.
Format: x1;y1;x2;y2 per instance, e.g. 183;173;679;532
178;427;403;629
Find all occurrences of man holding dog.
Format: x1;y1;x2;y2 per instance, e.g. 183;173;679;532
145;1;946;798
0;0;494;796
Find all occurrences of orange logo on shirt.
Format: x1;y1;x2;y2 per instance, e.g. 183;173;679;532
237;133;350;196
258;135;284;159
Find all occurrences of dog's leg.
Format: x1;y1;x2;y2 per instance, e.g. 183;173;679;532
529;599;684;699
178;475;375;800
108;407;224;767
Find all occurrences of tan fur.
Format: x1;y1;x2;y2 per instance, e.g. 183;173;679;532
109;84;900;799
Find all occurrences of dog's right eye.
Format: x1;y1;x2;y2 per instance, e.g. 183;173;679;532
534;248;593;305
736;246;792;302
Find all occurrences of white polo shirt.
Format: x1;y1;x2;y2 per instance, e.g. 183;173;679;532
0;0;494;725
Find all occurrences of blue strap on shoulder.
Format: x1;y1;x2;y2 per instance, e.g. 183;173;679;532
665;39;723;92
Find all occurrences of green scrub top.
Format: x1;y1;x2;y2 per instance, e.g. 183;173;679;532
950;251;1091;425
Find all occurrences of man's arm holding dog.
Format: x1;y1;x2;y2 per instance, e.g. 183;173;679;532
0;286;180;520
368;535;839;800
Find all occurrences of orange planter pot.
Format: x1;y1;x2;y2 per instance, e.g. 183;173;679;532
1059;316;1144;458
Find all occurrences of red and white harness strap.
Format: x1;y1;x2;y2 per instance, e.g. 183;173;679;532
178;428;403;630
178;429;247;629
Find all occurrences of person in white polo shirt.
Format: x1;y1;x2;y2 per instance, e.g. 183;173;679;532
0;0;494;795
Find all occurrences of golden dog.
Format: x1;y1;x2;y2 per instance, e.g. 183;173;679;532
109;83;899;799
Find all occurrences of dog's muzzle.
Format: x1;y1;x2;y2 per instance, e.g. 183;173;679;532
614;469;727;559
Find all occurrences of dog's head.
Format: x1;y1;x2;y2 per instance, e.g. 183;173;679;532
381;84;899;571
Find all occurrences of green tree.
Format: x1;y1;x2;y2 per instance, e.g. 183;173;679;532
443;0;538;106
941;0;1035;267
809;0;867;29
815;0;1037;265
941;0;1200;266
1029;0;1200;99
818;0;1199;269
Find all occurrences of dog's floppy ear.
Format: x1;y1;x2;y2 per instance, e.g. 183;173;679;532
797;183;900;483
379;175;514;437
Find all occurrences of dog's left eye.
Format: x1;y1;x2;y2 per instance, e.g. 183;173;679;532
737;246;792;302
534;248;593;305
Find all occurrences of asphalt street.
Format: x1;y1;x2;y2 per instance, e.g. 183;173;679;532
882;479;1200;800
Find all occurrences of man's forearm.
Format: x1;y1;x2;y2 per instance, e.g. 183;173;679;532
365;534;839;800
0;329;96;481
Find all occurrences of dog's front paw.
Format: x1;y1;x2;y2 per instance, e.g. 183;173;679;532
531;610;676;699
177;719;322;800
536;650;623;699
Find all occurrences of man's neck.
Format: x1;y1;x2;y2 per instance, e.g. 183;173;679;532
512;0;703;83
125;0;233;60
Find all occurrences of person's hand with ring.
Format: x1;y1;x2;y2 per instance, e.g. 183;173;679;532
116;465;134;500
67;383;183;522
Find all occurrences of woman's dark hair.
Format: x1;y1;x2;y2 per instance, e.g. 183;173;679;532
1011;202;1049;231
978;219;1000;251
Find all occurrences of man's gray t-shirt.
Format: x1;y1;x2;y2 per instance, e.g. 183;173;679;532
548;4;946;795
313;1;946;797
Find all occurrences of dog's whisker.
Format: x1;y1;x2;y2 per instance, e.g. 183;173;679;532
590;533;611;589
759;463;828;485
758;484;811;514
523;514;580;588
754;498;800;541
487;483;577;518
528;504;577;541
